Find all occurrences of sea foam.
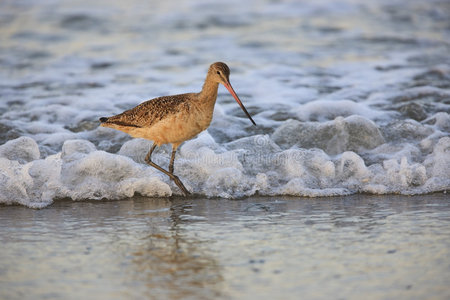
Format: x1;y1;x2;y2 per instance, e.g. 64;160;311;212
0;130;448;208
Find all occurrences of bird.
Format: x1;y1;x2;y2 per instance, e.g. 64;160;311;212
99;62;256;195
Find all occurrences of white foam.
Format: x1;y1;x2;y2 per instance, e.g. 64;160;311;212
0;158;34;206
295;100;388;122
0;136;40;164
58;145;172;200
272;115;385;155
0;120;449;208
423;137;450;191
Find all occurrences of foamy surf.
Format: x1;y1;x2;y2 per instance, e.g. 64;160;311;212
1;125;448;208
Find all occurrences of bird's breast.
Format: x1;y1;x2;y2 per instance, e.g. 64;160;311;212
180;104;213;136
141;104;212;146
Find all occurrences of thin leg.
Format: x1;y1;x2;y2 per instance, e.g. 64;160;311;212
145;143;158;163
144;143;190;195
169;147;177;174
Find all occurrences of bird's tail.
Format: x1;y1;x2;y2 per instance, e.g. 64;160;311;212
99;117;109;123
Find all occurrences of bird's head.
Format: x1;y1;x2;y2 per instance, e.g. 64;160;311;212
209;62;256;126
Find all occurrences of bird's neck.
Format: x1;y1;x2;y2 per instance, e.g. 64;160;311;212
198;74;219;107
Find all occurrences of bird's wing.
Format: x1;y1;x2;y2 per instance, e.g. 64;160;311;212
103;93;192;128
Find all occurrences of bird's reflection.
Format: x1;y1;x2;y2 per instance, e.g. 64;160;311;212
130;197;224;299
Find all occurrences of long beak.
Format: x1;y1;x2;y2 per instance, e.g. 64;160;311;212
223;81;256;126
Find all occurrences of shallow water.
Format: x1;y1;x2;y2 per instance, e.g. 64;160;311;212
1;194;449;299
0;0;449;207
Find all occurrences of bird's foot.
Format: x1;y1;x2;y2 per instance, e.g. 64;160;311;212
172;175;191;196
145;159;190;196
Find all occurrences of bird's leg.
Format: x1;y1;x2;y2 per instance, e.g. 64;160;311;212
167;146;190;195
144;143;190;196
169;146;177;174
145;143;158;163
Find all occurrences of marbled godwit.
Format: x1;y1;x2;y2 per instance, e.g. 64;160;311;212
99;62;256;195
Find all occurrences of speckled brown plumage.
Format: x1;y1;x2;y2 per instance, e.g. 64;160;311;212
102;93;192;129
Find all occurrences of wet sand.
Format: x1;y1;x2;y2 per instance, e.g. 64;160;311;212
1;194;449;300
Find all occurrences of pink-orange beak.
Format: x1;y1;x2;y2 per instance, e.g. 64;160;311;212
223;81;256;126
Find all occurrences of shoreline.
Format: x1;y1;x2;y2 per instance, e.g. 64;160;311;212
1;190;448;209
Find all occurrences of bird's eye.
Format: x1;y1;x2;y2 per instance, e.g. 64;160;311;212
217;71;221;75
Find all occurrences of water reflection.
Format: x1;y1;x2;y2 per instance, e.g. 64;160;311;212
129;198;224;299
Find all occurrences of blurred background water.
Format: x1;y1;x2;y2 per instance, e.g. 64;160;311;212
1;0;449;151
